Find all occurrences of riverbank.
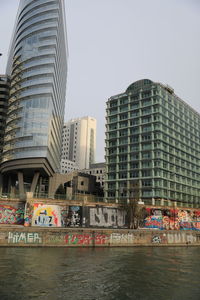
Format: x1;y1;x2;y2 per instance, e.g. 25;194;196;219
0;226;200;247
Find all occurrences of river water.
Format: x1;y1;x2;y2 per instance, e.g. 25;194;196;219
0;247;199;300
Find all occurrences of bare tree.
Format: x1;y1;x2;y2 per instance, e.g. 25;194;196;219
123;180;147;229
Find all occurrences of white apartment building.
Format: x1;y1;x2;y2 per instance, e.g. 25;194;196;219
61;116;96;172
60;159;79;174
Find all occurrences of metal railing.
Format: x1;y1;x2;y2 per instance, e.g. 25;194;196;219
1;192;200;209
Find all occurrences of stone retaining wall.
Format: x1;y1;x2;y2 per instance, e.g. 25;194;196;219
0;227;200;247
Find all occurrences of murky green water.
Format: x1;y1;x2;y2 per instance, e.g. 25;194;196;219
0;247;200;300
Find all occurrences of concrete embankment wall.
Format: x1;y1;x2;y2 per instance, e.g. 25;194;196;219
1;199;200;231
1;227;200;247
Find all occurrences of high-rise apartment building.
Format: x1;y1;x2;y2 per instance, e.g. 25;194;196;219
0;75;10;154
0;0;68;197
105;79;200;208
61;117;96;171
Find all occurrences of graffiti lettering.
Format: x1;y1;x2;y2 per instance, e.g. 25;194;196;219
167;233;197;244
95;234;108;245
8;232;42;244
90;207;125;228
32;204;61;227
111;233;134;244
65;233;108;245
144;208;200;231
65;233;91;245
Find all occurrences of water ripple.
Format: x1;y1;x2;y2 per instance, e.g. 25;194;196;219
0;247;200;300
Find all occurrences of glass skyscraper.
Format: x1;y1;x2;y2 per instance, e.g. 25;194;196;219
0;75;10;155
0;0;68;196
105;79;200;208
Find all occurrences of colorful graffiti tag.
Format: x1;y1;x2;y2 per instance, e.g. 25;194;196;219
65;233;108;245
144;208;200;230
8;232;42;244
0;205;24;225
32;204;61;227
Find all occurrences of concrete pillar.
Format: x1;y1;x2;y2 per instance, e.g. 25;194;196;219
7;176;15;198
0;174;2;196
48;176;54;198
152;198;155;206
17;171;25;200
30;172;40;194
8;176;11;196
38;176;42;197
66;187;72;200
10;185;16;199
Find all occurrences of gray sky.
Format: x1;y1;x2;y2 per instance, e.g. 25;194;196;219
0;0;200;162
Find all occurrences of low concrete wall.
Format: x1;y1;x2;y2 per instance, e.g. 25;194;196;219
0;227;200;247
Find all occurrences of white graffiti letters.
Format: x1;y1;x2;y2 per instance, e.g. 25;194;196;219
8;232;42;244
110;233;134;244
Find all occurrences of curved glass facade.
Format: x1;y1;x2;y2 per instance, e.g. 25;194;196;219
3;0;68;172
0;76;10;154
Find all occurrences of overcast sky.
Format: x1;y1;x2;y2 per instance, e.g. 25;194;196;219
0;0;200;162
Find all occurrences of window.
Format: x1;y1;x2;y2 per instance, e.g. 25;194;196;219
142;170;152;177
142;180;152;186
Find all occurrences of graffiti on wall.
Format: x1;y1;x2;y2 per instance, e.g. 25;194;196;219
24;202;33;227
8;232;42;244
152;235;162;244
61;208;69;227
110;233;134;244
89;207;126;228
0;205;24;225
144;208;200;230
166;232;197;244
65;233;108;245
65;206;82;227
32;204;61;227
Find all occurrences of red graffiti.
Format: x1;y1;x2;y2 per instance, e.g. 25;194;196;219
65;233;108;245
95;234;107;245
52;210;58;226
145;218;162;228
65;234;92;245
77;234;91;245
